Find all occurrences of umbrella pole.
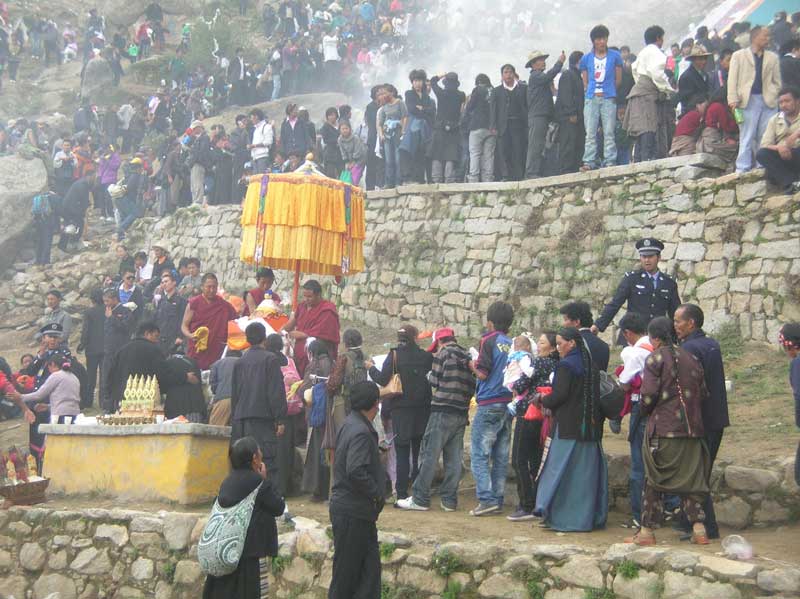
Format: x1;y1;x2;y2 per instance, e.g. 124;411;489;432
292;261;301;312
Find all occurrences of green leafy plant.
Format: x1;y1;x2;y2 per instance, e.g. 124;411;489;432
432;550;464;578
163;561;175;583
651;184;664;195
617;559;640;580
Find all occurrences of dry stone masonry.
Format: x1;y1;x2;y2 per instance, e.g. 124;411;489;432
0;506;798;599
116;153;799;343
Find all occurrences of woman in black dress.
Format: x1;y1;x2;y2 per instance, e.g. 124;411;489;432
203;437;285;599
368;325;433;500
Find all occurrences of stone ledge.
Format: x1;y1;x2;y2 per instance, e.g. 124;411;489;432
39;423;232;438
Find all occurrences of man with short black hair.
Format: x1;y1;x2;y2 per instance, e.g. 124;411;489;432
229;47;247;106
244;267;282;315
40;290;73;347
178;257;202;297
155;271;188;354
249;108;274;174
673;303;729;540
556;51;585;173
118;268;145;323
755;87;800;193
780;38;800;89
230;322;288;491
561;300;610;371
328;380;384;599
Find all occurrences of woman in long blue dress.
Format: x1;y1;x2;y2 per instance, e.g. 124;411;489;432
535;326;608;532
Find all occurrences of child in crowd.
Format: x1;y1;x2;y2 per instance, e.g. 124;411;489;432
504;334;535;411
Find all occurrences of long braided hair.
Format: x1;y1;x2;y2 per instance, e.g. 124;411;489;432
557;327;597;441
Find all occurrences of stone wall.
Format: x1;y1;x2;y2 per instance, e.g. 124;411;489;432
2;505;799;599
123;154;799;343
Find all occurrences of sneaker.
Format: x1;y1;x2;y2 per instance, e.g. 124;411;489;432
469;503;500;517
440;501;456;512
507;508;536;522
395;497;429;511
620;518;641;529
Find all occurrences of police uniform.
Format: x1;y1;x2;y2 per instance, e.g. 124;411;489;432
594;238;681;341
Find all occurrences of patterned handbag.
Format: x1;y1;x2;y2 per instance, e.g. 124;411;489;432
198;483;262;577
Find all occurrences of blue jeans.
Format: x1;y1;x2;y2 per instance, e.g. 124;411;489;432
736;94;777;173
470;403;511;507
412;411;468;508
582;96;617;168
384;137;400;188
629;402;646;523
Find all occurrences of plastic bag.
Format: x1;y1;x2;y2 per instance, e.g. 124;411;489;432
721;535;754;560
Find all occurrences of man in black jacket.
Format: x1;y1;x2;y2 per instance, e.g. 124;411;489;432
231;323;287;492
556;51;586;174
100;288;134;413
329;381;385;599
104;320;197;413
525;50;565;179
677;45;711;115
493;64;527;181
560;300;609;371
780;38;800;89
188;121;213;205
58;172;96;252
78;288;106;409
154;271;188;355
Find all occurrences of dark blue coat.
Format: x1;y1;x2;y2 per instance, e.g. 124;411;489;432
595;269;681;334
680;329;730;432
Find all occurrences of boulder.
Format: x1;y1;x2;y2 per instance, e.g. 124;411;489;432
477;573;528;599
94;524;129;548
33;573;77;599
0;155;49;273
0;574;29;599
19;543;47;571
613;571;662;599
162;514;197;551
724;466;781;492
70;547;112;575
81;56;114;100
715;496;752;529
757;568;800;594
550;555;604;589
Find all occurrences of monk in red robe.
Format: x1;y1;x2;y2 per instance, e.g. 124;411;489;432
243;267;283;316
283;279;340;377
181;273;237;370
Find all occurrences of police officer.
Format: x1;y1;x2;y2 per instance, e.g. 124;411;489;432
591;238;681;342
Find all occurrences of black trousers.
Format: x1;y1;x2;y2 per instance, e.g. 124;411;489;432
232;418;280;493
756;147;800;189
558;118;583;174
328;512;380;599
678;428;723;538
365;145;384;191
637;132;658;162
498;122;526;181
511;417;543;512
34;219;54;265
82;353;103;409
395;436;422;499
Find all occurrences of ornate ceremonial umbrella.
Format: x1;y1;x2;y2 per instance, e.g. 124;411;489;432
239;158;366;309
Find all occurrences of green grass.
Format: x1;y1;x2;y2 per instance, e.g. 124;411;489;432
163;561;175;583
379;542;397;560
585;589;616;599
432;550;464;578
715;321;745;363
442;580;463;599
271;555;291;575
617;560;640;580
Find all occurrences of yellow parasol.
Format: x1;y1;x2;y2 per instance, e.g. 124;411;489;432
239;157;366;309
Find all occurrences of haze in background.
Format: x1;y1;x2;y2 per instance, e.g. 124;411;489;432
395;0;722;89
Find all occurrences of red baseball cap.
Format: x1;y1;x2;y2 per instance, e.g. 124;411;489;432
426;327;455;352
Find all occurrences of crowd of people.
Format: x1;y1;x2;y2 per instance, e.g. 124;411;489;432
2;4;799;260
1;233;799;598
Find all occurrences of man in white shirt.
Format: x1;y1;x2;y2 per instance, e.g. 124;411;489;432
618;311;654;530
248;108;274;173
624;25;675;161
322;29;341;90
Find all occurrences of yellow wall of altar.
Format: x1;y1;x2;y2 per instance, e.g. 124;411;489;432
44;433;229;504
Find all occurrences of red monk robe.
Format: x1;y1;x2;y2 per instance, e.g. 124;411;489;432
187;295;237;370
293;300;340;377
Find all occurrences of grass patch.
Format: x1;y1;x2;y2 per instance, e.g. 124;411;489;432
585;589;616;599
715;321;745;363
442;580;463;599
163;561;175;583
271;555;291;575
379;542;397;560
432;550;464;578
617;559;640;580
721;220;745;243
555;209;606;254
381;583;424;599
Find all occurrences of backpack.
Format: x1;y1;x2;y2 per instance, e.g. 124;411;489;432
197;482;261;577
31;193;53;218
597;370;625;420
308;382;327;428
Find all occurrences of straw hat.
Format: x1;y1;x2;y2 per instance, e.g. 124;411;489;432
687;44;712;59
525;50;549;68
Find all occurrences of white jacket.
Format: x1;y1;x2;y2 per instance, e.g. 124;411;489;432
251;120;274;161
